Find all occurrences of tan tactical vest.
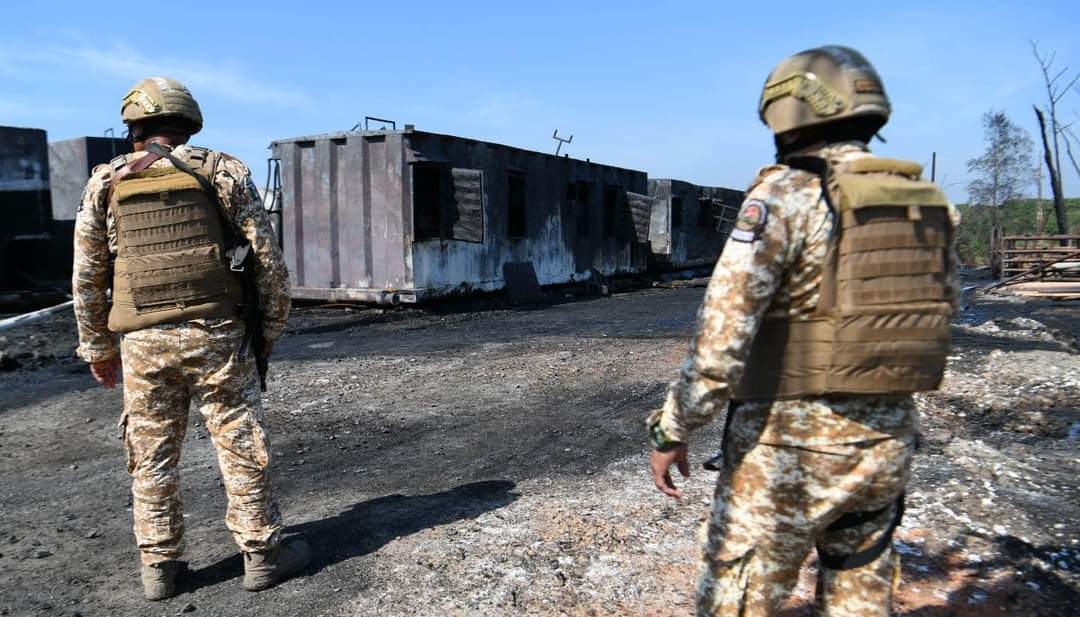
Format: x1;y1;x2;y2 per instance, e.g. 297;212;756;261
735;157;953;400
107;148;244;333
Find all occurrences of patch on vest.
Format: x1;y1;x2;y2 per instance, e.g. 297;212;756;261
729;200;768;243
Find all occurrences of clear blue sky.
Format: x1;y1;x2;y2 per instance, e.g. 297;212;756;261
2;1;1078;204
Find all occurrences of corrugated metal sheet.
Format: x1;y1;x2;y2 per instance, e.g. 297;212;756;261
449;168;484;243
626;191;654;244
271;132;410;302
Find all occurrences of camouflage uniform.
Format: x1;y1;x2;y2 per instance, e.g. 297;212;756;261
73;145;291;565
650;142;960;616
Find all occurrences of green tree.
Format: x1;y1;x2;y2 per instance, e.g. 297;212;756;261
966;111;1034;229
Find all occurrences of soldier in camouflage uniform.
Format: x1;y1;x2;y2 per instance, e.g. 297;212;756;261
648;47;960;616
73;77;309;600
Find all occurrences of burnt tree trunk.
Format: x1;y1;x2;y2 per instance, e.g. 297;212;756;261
1035;105;1069;234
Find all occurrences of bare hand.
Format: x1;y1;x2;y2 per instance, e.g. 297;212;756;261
650;444;690;499
90;356;122;389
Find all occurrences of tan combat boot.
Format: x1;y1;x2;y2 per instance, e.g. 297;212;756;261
141;560;182;601
243;539;311;591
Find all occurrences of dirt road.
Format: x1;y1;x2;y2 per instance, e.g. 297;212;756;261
0;287;1077;616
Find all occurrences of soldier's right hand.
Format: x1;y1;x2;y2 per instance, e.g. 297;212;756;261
90;356;122;389
650;444;690;499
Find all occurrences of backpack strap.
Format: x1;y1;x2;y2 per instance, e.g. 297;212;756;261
105;151;163;207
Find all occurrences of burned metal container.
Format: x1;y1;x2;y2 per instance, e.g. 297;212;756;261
48;136;128;221
0;130;127;292
270;127;649;303
1;126;52;290
647;179;744;271
1;126;51;234
37;136;131;291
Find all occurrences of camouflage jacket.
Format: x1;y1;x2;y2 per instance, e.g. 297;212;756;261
72;144;291;363
649;142;961;447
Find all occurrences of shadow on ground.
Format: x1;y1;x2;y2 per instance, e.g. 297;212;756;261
184;480;517;591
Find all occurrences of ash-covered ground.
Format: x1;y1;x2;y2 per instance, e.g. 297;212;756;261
0;284;1077;616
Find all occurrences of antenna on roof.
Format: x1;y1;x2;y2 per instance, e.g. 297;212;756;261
352;116;397;132
552;129;573;156
104;128;117;158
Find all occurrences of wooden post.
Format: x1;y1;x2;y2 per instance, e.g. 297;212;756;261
1036;159;1045;237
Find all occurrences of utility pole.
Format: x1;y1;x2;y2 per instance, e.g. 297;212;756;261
1035;158;1045;236
931;152;936;183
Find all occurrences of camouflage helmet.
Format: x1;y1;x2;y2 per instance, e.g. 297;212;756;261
120;77;203;135
758;46;890;136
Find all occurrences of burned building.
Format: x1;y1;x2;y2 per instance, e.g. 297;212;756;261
0;127;127;293
1;127;52;291
270;127;650;303
49;136;127;221
44;136;129;291
646;179;743;272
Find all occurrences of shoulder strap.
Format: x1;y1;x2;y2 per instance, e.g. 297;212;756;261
105;152;163;206
145;143;220;209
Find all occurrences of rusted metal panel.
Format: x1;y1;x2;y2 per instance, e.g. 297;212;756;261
272;131;410;298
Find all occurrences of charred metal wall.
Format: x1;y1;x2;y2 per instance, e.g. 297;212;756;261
271;131;410;302
49;137;127;221
405;132;648;296
39;136;131;292
272;128;648;302
648;179;744;270
1;127;51;290
1;127;51;235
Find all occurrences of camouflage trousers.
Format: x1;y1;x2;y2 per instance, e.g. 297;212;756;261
696;417;915;616
119;318;282;565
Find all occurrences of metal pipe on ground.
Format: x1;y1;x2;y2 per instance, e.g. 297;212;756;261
0;300;74;332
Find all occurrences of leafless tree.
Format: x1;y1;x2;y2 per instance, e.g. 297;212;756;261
1030;40;1078;234
1064;124;1080;181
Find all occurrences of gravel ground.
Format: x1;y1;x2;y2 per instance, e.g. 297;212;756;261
0;285;1077;616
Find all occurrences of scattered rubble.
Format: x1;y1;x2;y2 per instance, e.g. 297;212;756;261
0;286;1076;615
